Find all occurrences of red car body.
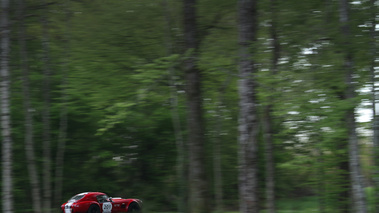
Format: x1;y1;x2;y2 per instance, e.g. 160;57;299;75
60;192;142;213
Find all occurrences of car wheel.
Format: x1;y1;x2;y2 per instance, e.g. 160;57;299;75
87;204;100;213
127;202;141;212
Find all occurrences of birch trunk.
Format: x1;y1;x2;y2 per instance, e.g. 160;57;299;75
1;0;13;212
183;0;209;212
338;0;367;212
369;0;379;210
18;0;42;212
237;0;259;213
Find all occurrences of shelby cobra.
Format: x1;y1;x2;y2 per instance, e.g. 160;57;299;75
61;192;142;213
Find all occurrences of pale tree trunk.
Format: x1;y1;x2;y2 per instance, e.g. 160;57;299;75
162;1;186;212
41;0;52;212
263;0;279;212
1;0;13;212
54;0;70;207
18;0;42;212
237;0;259;213
338;0;367;212
183;0;209;212
369;0;379;210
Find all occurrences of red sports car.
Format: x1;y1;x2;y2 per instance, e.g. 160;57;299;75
61;192;142;213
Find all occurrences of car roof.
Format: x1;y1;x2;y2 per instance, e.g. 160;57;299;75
74;192;106;199
85;192;106;195
75;192;104;195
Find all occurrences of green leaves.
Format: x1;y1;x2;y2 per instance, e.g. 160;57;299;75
132;54;181;84
97;102;136;135
6;0;377;212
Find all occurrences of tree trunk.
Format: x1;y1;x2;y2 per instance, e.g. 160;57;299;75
237;0;259;213
1;0;13;212
337;152;350;213
18;0;42;212
369;0;379;210
338;0;367;212
54;0;70;207
183;0;209;212
41;0;52;212
263;0;279;212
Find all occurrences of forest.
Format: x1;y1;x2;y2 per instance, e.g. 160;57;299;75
0;0;378;213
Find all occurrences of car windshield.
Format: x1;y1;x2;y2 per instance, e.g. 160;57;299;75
68;193;87;202
97;194;110;203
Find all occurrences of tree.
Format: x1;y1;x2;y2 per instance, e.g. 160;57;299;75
369;0;379;209
1;0;377;212
18;0;42;212
338;0;367;212
1;0;13;212
183;0;209;212
237;0;259;212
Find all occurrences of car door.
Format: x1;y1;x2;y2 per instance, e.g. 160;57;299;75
101;201;113;213
97;195;113;213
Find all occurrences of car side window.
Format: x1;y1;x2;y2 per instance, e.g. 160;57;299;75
97;195;108;203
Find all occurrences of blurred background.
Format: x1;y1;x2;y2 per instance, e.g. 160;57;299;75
0;0;378;212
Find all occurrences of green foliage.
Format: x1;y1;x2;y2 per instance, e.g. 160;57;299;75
365;187;376;213
2;0;377;212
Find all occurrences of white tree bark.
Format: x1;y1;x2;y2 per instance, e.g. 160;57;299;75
18;0;42;212
237;0;259;213
369;0;379;210
1;0;13;212
338;0;367;212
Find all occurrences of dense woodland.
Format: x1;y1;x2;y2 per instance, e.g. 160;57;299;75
0;0;378;213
